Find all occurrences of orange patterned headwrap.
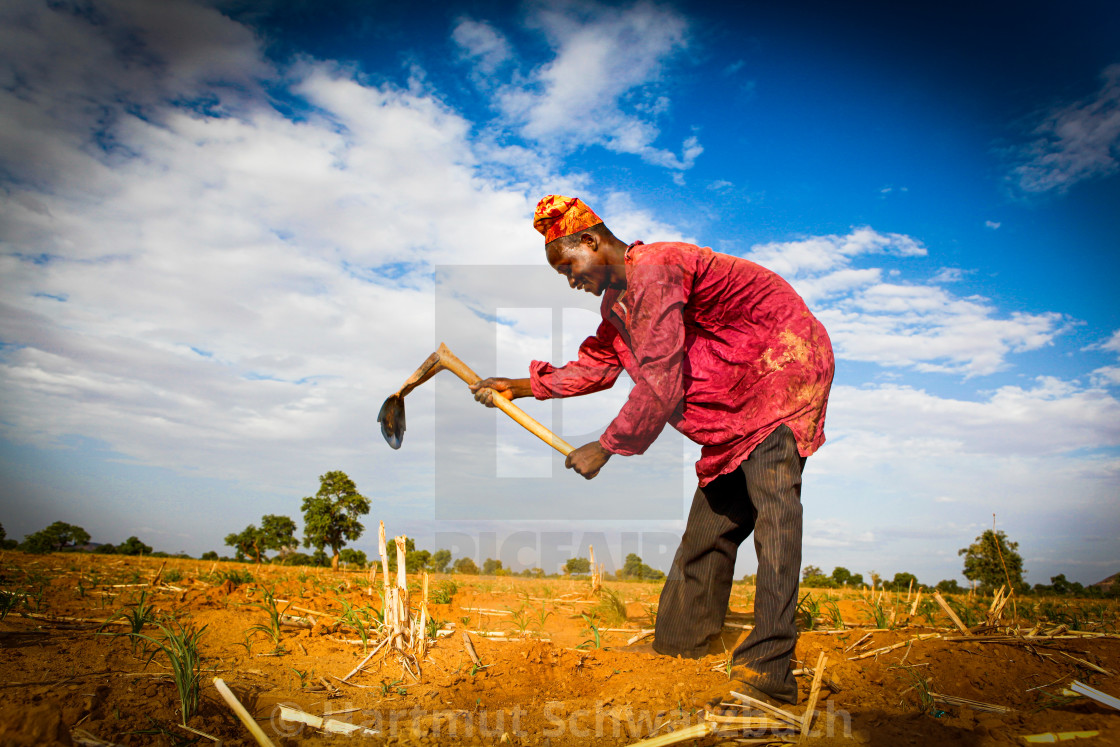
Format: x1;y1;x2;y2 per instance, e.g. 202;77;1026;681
533;195;603;244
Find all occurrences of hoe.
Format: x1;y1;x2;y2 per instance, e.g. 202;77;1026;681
377;342;573;456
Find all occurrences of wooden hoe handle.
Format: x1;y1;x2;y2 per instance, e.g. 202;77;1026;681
436;343;574;456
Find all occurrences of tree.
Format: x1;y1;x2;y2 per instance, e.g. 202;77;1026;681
225;515;297;564
0;524;15;550
339;548;368;568
482;558;503;575
831;567;853;586
117;536;153;556
301;471;370;571
407;549;431;573
565;557;591;575
959;529;1024;594
801;565;833;587
201;551;219;561
22;521;90;553
618;553;666;581
430;549;452;574
890;572;919;592
936;579;964;594
453;557;479;575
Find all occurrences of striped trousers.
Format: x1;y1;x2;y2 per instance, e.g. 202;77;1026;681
653;424;805;703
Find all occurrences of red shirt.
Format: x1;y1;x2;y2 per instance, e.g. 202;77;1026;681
529;241;834;486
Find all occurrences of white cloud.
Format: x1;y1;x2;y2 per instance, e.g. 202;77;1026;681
930;267;966;283
0;0;550;497
1086;329;1120;387
451;18;514;77
1092;329;1120;355
745;226;925;280
744;228;1068;376
985;220;1001;230
1005;63;1120;195
457;0;698;169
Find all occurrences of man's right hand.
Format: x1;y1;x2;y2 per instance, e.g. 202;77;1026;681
470;377;527;407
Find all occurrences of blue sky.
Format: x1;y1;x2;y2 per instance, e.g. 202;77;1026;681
1;0;1117;586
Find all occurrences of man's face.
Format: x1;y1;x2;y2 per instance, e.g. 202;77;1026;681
545;236;611;296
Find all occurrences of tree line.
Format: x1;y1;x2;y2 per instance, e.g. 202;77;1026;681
4;480;1115;595
796;529;1119;598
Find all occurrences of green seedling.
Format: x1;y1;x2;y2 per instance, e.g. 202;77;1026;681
506;604;531;636
431;580;458;605
26;584;46;612
247;589;283;645
797;592;822;631
642;602;658;628
133;621;208;726
891;664;943;718
916;597;939;625
290;666;312;690
949;599;979;628
338;599;371;652
590;587;628;627
100;591;158;654
863;598;891;629
0;590;24;621
576;613;602;649
234;630;256;657
823;599;844;629
534;607;553;633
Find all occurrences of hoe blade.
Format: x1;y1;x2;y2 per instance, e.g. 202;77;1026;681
377;394;406;449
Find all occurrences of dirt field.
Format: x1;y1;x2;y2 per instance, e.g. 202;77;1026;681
1;551;1118;746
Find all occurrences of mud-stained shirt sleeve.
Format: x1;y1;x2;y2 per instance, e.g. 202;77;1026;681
598;262;687;456
528;319;624;399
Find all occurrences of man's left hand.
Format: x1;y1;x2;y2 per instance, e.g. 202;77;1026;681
565;441;612;480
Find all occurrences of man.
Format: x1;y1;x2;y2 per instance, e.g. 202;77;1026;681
470;195;834;707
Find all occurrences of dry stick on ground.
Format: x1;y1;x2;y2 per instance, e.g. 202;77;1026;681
703;712;795;731
933;591;970;635
727;690;801;727
624;722;716;747
213;677;277;747
848;633;941;661
929;692;1013;714
627;629;655;645
1021;732;1101;744
843;632;873;653
278;705;380;737
341;636;392;683
462;631;483;668
1070;680;1120;711
801;651;828;739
